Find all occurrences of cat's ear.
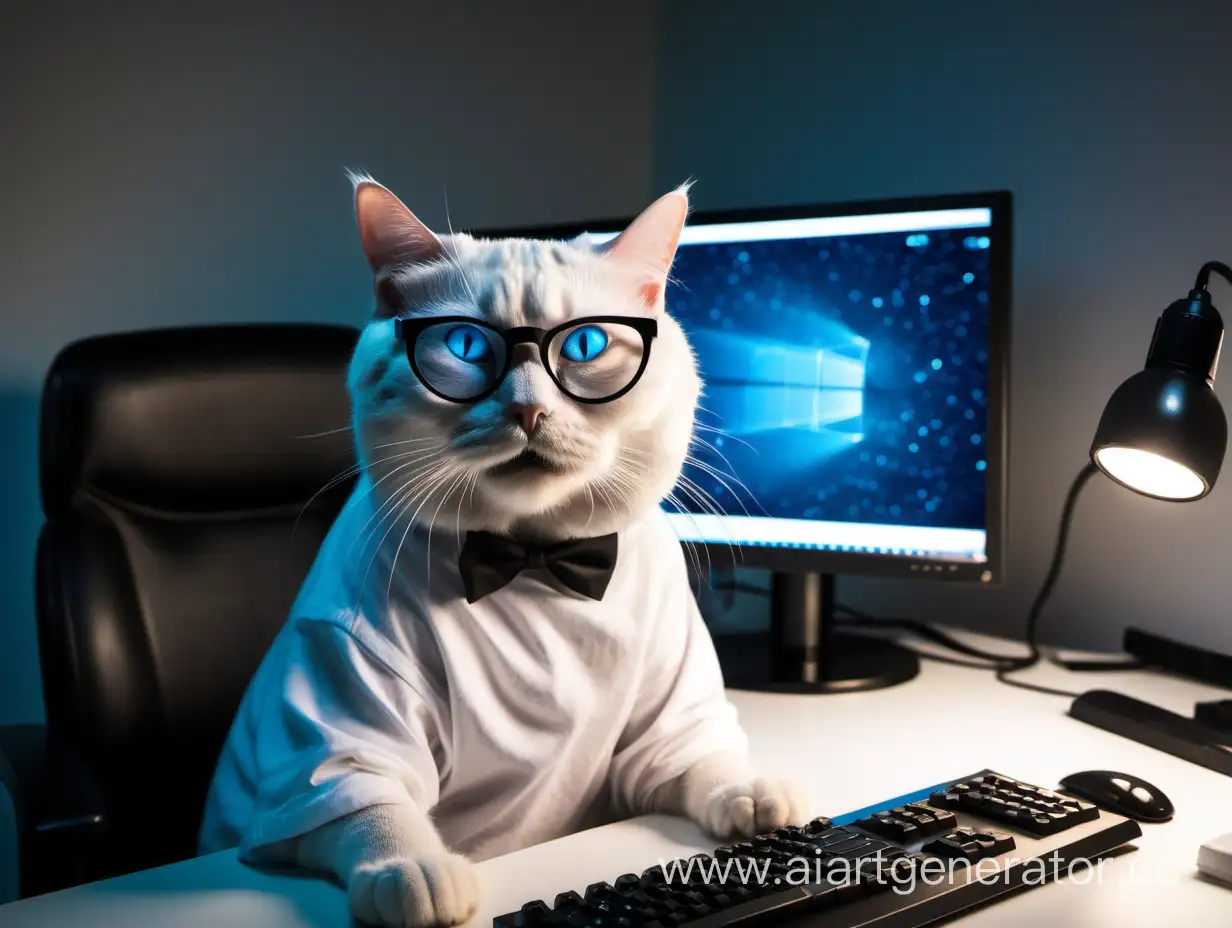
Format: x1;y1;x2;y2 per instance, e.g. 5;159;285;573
601;184;691;309
349;172;444;272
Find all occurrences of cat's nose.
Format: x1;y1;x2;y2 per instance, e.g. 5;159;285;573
509;403;547;435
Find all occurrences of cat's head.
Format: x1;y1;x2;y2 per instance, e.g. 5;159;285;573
346;175;699;540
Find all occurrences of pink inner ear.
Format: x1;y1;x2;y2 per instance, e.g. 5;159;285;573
602;189;689;308
639;280;663;308
355;182;442;271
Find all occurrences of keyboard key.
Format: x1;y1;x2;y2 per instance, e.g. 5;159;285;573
856;814;920;843
929;790;962;808
811;827;858;849
804;816;834;835
826;836;886;858
614;875;641;893
585;883;614;902
641;866;667;887
493;901;550;928
923;828;1016;863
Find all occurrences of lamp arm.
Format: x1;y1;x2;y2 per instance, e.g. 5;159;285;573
1194;261;1232;292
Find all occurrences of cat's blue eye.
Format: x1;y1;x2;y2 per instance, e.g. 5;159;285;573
560;325;609;363
444;324;493;363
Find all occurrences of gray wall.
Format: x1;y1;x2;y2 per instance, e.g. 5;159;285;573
657;0;1232;654
0;1;659;724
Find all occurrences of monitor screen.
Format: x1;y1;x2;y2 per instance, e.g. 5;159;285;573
588;198;1006;570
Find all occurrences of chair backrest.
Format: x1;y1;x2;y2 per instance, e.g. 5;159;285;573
36;323;359;876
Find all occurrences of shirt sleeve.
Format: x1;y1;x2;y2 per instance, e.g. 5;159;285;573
608;528;749;815
236;616;444;859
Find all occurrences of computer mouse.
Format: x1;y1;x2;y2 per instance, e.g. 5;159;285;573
1059;770;1174;823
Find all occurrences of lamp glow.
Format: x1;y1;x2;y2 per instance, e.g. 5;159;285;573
1092;446;1207;500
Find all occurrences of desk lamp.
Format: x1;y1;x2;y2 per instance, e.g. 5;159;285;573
998;262;1232;697
1062;261;1232;775
1090;261;1230;498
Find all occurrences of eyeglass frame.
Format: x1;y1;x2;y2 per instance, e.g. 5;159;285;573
393;314;659;405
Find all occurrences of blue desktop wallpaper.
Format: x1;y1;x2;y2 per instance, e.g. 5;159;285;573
664;227;992;531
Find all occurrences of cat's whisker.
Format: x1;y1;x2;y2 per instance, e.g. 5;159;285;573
688;432;750;479
683;448;761;507
692;423;757;454
676;472;727;516
583;483;596;530
295;447;445;537
590;475;623;519
456;470;478;556
685;450;753;509
370;437;447;451
673;478;743;569
354;465;441;573
465;468;480;516
350;474;423;605
389;462;464;607
345;451;447;530
341;456;445;540
420;466;471;598
441;188;481;308
365;461;457;601
291;424;354;439
403;463;468;594
364;479;423;598
677;476;746;558
663;491;709;580
344;454;447;562
682;456;761;519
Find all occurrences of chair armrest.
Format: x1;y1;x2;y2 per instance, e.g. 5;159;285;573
0;724;107;897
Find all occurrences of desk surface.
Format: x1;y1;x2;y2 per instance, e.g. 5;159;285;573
3;634;1230;928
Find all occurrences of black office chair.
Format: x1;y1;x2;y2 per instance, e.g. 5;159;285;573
0;324;360;898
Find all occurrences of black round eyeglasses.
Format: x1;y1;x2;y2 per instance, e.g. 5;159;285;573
393;314;658;404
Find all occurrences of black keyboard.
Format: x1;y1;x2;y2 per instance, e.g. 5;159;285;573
493;770;1143;928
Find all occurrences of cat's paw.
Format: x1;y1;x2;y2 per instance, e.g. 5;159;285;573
349;852;480;928
701;776;811;840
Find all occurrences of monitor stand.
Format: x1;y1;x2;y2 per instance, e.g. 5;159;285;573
715;572;920;694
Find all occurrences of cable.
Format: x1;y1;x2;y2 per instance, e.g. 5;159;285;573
990;671;1083;698
997;460;1144;691
1194;261;1232;291
834;603;1029;666
1012;462;1100;670
833;617;1008;670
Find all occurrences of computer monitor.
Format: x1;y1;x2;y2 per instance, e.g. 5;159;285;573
483;191;1011;694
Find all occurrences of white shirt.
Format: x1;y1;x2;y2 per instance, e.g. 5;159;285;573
199;476;748;863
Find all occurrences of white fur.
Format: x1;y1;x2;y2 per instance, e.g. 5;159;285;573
281;179;810;928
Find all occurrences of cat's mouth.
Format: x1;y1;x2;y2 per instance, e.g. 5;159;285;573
484;449;570;478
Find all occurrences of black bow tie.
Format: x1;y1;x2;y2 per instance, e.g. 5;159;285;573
457;531;619;603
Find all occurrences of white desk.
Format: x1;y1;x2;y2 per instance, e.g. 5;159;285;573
2;637;1230;927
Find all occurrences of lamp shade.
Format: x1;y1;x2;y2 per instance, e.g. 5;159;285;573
1091;368;1226;499
1090;291;1228;501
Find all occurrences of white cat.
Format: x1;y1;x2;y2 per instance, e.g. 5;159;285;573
198;177;811;928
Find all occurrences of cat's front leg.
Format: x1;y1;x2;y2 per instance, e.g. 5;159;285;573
652;752;812;840
292;803;479;928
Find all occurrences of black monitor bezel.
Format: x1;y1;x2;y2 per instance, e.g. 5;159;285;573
476;190;1011;586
